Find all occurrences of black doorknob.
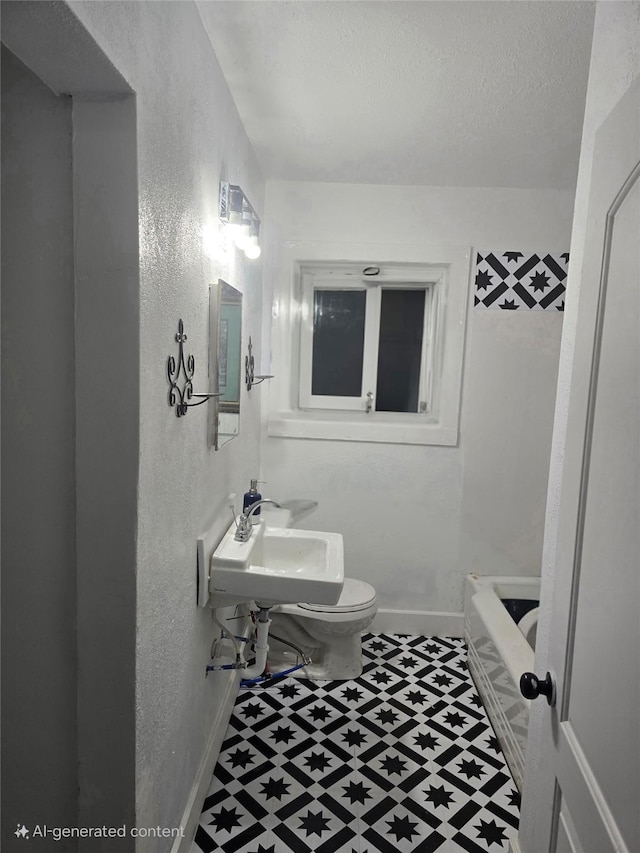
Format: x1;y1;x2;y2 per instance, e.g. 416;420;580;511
520;671;556;706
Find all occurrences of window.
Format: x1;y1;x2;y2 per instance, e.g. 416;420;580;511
267;242;470;446
299;267;439;415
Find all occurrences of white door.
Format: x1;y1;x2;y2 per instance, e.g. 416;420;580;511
519;76;639;852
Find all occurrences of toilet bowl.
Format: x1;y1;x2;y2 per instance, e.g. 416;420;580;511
268;578;377;680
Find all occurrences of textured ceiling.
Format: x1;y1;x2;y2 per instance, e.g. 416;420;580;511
198;1;595;189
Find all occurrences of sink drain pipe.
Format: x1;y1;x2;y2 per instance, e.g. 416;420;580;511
206;605;271;677
241;605;271;679
239;606;314;685
206;605;312;684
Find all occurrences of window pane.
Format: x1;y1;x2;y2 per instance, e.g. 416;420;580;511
376;289;425;412
312;289;366;396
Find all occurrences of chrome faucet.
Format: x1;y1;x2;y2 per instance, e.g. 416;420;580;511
234;499;281;542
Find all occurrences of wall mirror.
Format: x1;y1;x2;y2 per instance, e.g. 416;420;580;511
208;279;242;449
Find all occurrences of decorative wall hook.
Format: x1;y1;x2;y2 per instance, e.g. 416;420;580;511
167;319;220;417
245;335;274;391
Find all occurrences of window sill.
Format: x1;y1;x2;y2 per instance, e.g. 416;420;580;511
267;412;458;446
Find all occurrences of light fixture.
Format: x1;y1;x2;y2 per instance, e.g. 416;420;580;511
219;181;261;261
244;213;261;259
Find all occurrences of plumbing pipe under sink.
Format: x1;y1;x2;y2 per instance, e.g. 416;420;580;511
207;602;311;684
242;607;271;678
207;606;272;676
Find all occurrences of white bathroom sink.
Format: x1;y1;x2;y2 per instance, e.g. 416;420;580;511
210;521;344;606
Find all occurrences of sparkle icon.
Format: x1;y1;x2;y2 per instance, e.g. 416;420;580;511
15;824;29;839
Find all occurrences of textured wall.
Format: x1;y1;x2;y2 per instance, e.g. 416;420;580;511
261;182;572;617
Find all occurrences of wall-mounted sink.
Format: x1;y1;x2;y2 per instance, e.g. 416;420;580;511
210;521;344;606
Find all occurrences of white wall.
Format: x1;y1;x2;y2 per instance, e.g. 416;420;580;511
520;3;640;849
2;1;265;848
262;182;573;622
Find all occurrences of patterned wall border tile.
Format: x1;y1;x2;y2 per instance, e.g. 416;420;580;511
474;251;569;311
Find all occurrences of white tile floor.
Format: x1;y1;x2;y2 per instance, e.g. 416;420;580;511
192;634;520;853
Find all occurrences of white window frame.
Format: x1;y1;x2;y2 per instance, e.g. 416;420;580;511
266;242;471;446
298;269;439;414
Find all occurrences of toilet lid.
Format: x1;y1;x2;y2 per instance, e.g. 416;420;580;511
299;578;376;613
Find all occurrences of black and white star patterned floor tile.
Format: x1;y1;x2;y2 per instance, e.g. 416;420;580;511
192;634;519;853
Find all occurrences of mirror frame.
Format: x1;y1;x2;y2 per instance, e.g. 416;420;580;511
208;279;242;449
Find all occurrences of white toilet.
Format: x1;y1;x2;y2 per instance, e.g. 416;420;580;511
267;577;378;680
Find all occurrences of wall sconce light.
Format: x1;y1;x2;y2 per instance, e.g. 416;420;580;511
245;336;273;390
167;319;220;417
219;181;261;260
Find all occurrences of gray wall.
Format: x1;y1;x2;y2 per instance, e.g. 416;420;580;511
1;45;77;848
72;95;139;840
2;2;139;844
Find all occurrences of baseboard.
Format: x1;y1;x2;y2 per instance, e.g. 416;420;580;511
171;670;239;853
370;608;464;637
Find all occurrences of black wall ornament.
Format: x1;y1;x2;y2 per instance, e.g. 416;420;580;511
245;336;273;391
167;319;219;417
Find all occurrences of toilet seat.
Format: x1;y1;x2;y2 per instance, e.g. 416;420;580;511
298;578;376;614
